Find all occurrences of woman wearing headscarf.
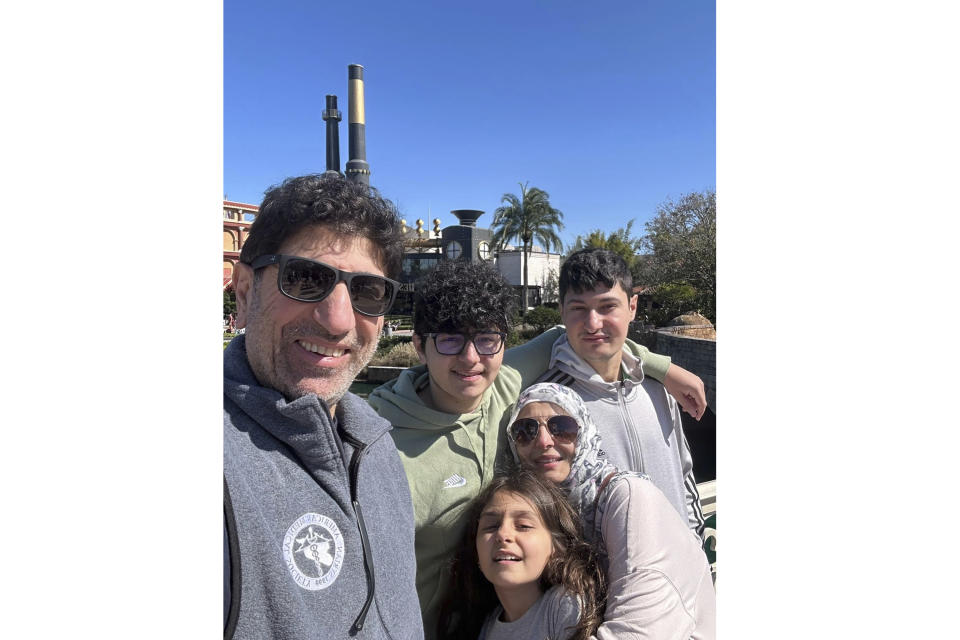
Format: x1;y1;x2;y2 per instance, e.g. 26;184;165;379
506;382;715;640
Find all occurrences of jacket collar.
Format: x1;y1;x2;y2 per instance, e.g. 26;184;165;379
547;334;646;389
223;335;391;453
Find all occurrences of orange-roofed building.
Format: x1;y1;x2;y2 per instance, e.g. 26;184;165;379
223;199;258;290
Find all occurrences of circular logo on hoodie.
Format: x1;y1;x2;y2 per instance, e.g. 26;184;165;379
282;513;345;590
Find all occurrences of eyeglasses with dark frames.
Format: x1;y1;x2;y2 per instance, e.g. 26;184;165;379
247;254;400;317
509;415;580;445
423;332;507;356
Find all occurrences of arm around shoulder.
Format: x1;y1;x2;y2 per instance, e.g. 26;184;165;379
624;337;708;420
624;337;671;382
504;325;565;386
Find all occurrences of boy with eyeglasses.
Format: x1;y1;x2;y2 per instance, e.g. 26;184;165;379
368;259;703;638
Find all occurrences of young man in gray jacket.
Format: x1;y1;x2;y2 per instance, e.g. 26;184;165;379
224;174;423;639
537;248;706;537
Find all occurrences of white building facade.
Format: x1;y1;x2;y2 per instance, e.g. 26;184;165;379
494;246;562;308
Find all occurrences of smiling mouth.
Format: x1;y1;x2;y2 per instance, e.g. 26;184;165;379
534;455;562;466
297;340;346;357
454;370;484;379
494;553;521;563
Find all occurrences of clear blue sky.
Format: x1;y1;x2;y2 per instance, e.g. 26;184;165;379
225;0;715;249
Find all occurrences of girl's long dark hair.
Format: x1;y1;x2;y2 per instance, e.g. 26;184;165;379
437;470;605;640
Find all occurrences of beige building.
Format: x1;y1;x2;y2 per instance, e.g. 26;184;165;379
223;200;258;290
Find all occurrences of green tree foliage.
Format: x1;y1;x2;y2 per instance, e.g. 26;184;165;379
646;283;698;326
525;305;562;333
541;267;560;306
224;289;237;319
491;182;564;314
636;190;716;323
570;219;644;271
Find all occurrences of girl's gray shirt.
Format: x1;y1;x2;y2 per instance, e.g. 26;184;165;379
478;585;580;640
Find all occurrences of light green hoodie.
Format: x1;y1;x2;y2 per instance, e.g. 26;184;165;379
366;327;670;638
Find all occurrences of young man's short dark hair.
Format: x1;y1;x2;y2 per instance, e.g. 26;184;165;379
239;173;404;278
413;260;514;337
559;247;634;302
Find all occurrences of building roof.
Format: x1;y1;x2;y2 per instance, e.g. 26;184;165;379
223;200;259;210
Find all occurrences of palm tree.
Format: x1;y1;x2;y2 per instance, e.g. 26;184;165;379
491;182;564;315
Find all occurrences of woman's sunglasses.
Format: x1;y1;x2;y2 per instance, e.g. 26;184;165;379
510;415;580;445
248;254;400;317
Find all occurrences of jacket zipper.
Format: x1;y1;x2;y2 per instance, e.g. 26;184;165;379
618;379;645;473
338;427;380;634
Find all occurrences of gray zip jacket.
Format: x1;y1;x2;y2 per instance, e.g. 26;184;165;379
223;336;423;639
536;335;705;537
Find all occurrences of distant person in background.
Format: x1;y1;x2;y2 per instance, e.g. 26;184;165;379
537;247;707;537
368;259;706;638
223;173;422;639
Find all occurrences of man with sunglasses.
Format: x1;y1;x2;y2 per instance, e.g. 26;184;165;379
367;259;701;638
223;174;422;639
538;247;707;539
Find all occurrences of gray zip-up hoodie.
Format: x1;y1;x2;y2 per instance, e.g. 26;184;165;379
536;334;705;537
223;336;423;639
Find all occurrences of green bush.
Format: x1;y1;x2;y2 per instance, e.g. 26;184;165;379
525;306;562;333
647;283;698;327
506;325;548;348
369;341;420;367
376;335;412;358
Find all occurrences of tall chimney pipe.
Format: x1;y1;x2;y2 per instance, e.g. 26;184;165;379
321;94;342;175
346;64;370;186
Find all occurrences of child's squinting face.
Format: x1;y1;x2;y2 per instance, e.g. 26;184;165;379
476;491;554;592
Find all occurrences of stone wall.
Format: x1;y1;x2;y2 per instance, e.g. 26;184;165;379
363;366;407;383
652;331;716;411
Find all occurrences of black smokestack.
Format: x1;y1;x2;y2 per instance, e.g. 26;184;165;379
346;63;370;186
321;94;342;175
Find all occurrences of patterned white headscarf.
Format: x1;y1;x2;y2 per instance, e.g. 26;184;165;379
506;383;647;551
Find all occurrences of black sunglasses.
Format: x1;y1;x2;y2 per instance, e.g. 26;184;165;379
423;332;507;356
510;415;580;445
248;254;400;317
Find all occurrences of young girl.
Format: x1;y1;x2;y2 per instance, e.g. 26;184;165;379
437;470;605;640
506;383;716;640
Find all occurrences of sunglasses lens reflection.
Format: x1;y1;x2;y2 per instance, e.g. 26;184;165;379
281;259;336;300
512;418;540;444
511;415;579;444
349;275;392;315
280;258;395;316
548;416;579;443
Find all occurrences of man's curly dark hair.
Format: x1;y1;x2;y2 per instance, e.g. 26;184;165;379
413;260;514;337
239;173;404;278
